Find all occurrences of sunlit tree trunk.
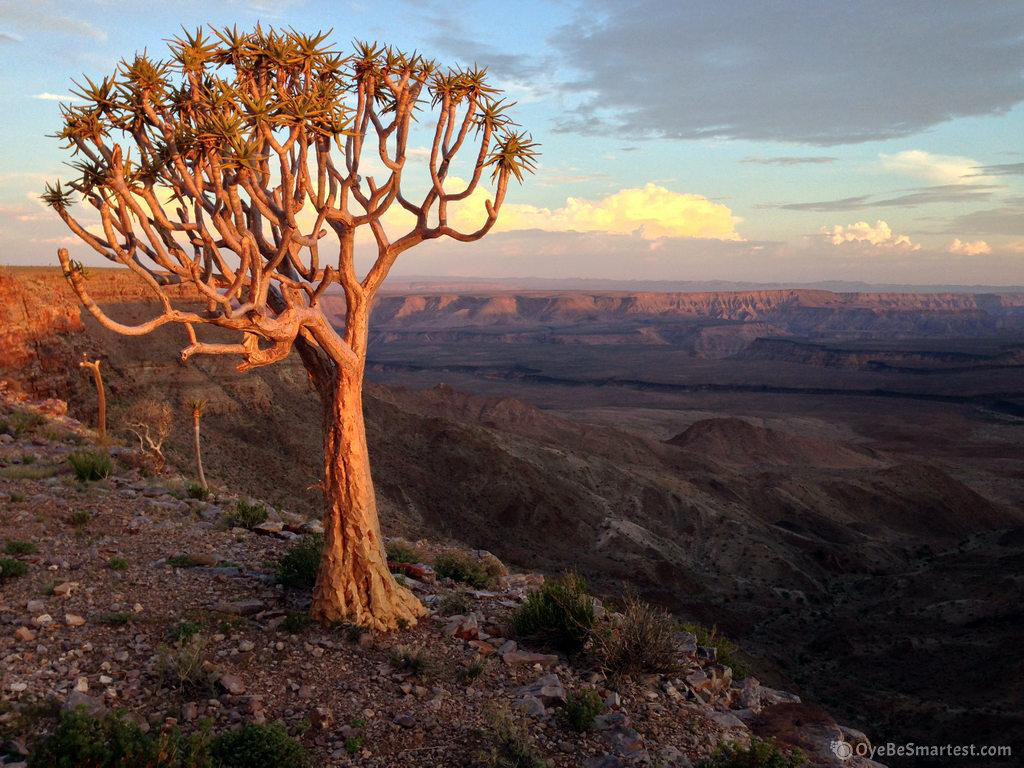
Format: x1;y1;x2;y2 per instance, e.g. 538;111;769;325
310;308;423;629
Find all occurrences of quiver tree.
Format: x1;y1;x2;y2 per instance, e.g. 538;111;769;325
187;397;208;492
42;26;537;630
79;356;107;442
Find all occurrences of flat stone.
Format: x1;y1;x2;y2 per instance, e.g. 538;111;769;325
26;600;46;613
394;714;416;729
709;711;749;731
65;614;86;627
501;650;558;667
519;674;566;707
33;614;53;626
253;521;284;535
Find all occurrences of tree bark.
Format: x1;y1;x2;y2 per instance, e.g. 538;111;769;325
310;365;424;630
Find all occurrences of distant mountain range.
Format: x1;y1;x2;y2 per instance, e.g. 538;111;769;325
381;275;1024;294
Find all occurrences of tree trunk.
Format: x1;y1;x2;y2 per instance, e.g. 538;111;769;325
310;366;424;630
192;411;207;491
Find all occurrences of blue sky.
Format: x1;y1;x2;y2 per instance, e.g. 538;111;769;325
2;0;1023;285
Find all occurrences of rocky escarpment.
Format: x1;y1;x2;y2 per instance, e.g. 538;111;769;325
354;290;1024;337
0;393;887;768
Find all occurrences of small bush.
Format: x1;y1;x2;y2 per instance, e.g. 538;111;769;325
434;551;501;589
108;556;129;571
559;689;602;732
167;554;202;568
512;572;595;654
388;644;432;677
459;659;486;683
169;620;202;645
0;410;45;438
27;708;198;768
280;612;311;634
596;597;680;676
209;722;309;768
386;540;421;564
0;557;29;582
437;589;474;616
344;734;363;755
225;500;268;530
68;510;92;527
4;539;37;556
699;737;806;768
9;491;25;503
276;534;322;590
478;709;550;768
68;451;112;482
20;453;37;465
186;482;210;500
157;637;211;694
683;623;749;678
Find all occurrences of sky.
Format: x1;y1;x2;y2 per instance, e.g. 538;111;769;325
1;0;1023;286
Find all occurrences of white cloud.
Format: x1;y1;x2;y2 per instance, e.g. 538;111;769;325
491;183;742;240
824;220;920;250
947;238;992;256
32;92;82;102
880;150;986;184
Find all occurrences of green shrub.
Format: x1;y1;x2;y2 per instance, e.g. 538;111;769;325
596;597;680;676
27;710;305;768
9;491;25;503
68;451;112;482
187;483;210;500
559;689;602;732
167;554;202;568
459;659;486;683
225;500;267;530
68;509;92;527
4;539;37;555
108;556;129;571
437;589;474;616
386;540;421;564
0;557;28;581
388;644;432;677
0;410;45;438
27;708;211;768
280;612;312;634
434;551;501;589
276;534;323;590
683;623;749;678
157;638;211;694
209;722;309;768
512;572;595;654
478;709;550;768
169;620;202;645
699;737;806;768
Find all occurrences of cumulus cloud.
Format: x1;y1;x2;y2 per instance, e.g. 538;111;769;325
491;184;741;240
373;182;743;241
880;150;985;184
947;238;992;256
824;220;920;250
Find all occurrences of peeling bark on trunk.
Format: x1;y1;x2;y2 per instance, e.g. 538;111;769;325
310;367;424;630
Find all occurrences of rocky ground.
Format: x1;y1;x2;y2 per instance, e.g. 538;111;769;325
0;392;885;767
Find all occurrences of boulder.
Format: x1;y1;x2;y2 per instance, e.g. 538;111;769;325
752;703;844;763
518;674;566;707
